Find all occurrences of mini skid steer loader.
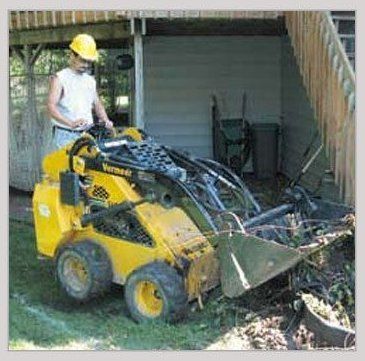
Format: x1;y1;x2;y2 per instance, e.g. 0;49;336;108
33;125;354;323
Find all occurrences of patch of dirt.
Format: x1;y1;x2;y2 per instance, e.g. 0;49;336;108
202;245;355;351
206;314;289;350
9;187;33;223
243;173;288;208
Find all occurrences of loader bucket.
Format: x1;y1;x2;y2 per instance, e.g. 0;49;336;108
216;196;354;298
217;233;305;298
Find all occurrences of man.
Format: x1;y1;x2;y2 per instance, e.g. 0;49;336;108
47;33;113;148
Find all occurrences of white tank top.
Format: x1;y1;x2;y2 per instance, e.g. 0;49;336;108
51;67;97;130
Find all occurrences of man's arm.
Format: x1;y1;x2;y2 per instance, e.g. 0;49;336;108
47;75;87;129
94;94;113;128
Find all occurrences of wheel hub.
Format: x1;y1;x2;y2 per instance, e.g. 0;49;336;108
135;281;163;317
63;257;89;292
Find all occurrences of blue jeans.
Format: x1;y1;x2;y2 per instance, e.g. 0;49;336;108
53;127;81;149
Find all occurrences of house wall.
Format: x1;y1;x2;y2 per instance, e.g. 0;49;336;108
144;34;341;200
280;35;340;200
9;33;342;198
144;36;282;159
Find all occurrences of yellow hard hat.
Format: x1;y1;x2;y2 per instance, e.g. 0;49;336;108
69;34;99;61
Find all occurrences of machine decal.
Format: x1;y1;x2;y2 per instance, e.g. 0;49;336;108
38;204;51;218
102;163;132;177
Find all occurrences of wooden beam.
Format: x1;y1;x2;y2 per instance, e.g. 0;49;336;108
42;11;48;27
10;21;130;47
16;11;21;29
133;19;144;129
34;11;39;28
11;43;44;66
146;18;285;36
52;11;56;27
11;46;24;63
30;43;44;66
25;11;29;29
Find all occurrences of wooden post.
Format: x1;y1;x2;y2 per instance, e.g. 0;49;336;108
133;18;145;129
10;44;44;189
129;51;135;127
25;45;41;183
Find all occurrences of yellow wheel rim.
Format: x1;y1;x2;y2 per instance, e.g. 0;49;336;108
135;281;163;317
63;257;89;292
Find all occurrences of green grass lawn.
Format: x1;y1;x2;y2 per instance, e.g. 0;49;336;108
9;220;243;350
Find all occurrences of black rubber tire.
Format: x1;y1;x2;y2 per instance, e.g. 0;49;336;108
56;240;113;302
124;262;188;323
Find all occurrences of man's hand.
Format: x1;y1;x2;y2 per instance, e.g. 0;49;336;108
104;119;114;129
72;119;89;129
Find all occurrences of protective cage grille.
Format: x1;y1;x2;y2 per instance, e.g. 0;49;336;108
93;209;154;247
91;185;110;200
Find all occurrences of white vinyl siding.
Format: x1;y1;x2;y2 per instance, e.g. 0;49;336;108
144;36;282;158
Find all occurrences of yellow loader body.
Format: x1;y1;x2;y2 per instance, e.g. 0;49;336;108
33;137;219;305
32;127;352;322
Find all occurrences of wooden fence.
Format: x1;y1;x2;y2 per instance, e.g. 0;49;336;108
285;11;355;206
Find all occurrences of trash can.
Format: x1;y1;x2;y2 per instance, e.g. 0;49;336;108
251;123;279;179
